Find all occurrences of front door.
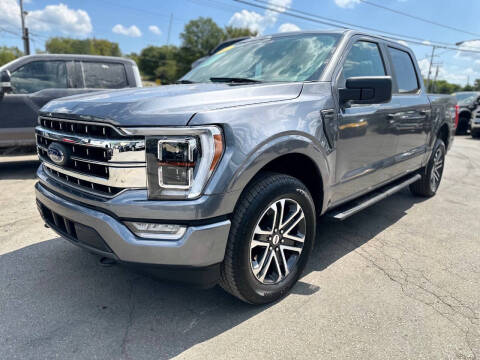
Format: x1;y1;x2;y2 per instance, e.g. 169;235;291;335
0;60;72;147
332;38;398;204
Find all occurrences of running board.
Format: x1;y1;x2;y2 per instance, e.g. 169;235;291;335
327;174;421;221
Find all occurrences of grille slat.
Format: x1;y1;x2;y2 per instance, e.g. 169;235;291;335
36;117;146;198
43;165;124;197
39;117;124;139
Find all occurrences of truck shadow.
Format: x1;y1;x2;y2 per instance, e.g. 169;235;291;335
0;189;424;359
0;159;39;180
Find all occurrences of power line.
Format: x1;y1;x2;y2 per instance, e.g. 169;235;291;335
252;0;480;51
359;0;480;38
235;0;480;54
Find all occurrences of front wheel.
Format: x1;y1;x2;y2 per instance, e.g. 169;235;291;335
410;139;446;197
220;173;316;304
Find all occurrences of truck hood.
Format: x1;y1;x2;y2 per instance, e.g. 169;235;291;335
40;82;303;126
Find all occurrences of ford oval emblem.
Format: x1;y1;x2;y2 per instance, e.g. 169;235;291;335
47;143;68;166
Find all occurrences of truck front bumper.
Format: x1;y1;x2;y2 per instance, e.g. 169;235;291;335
470;118;480;131
35;182;231;284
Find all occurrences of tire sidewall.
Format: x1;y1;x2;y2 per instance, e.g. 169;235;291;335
425;139;446;196
234;177;316;304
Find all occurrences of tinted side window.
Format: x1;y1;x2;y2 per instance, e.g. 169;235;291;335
10;61;67;94
343;41;386;79
388;47;419;93
82;62;128;89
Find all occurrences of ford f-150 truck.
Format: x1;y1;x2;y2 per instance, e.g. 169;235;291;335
35;30;456;304
0;54;141;148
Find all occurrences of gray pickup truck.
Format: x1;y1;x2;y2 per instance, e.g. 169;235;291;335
0;54;141;148
35;30;456;304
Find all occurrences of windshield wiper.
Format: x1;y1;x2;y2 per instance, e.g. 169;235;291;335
210;77;262;84
176;79;196;84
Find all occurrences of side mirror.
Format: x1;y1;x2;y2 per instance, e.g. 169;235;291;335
339;76;392;105
0;70;12;95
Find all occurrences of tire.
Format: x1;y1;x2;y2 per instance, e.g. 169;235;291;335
472;129;480;138
220;172;316;304
456;116;469;135
410;139;446;197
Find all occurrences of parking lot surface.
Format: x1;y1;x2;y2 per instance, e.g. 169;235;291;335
0;137;479;360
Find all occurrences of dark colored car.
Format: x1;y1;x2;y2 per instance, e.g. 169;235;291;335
35;30;456;304
0;54;142;148
452;91;480;134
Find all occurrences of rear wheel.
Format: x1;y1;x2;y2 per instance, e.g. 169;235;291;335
472;129;480;138
220;173;316;304
410;139;446;197
456;115;470;135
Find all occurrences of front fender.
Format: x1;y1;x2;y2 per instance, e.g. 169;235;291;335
227;132;330;194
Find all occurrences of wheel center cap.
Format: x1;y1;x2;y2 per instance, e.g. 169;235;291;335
272;234;280;245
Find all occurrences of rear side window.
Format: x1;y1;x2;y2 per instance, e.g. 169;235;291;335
342;41;386;79
82;62;128;89
10;61;67;94
388;47;419;93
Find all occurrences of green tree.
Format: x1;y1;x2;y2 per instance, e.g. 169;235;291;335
126;52;139;66
473;78;480;91
223;26;257;39
433;80;461;94
138;45;179;84
177;17;224;75
463;84;474;91
91;39;121;56
45;38;121;56
0;46;23;66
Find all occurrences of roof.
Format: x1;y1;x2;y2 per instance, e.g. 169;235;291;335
238;29;411;50
17;54;135;63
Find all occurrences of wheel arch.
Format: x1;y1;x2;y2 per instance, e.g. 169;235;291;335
227;136;330;216
437;122;450;150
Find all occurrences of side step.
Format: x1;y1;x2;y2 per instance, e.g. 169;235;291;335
327;174;421;221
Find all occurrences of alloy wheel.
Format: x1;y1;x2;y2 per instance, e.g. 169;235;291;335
430;147;444;192
249;198;306;284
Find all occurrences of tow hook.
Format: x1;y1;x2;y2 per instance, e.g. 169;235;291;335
99;257;117;267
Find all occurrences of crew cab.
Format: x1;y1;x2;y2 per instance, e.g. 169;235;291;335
0;54;141;148
34;30;456;304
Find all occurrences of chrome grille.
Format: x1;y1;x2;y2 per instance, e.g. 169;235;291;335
36;116;147;197
43;165;124;196
37;135;110;178
39;117;124;139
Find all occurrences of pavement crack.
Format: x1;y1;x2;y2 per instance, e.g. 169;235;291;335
331;228;479;359
121;277;139;360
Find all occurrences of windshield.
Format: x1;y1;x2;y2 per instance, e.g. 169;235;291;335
454;92;478;102
458;95;477;106
181;33;341;83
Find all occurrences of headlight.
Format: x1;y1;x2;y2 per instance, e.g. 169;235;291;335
145;126;223;199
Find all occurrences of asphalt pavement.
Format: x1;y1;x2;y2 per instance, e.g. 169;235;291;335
0;136;478;359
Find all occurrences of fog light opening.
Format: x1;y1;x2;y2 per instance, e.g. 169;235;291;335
125;222;187;240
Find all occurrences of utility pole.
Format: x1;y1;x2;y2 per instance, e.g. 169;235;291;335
19;0;30;55
166;13;173;46
432;64;440;93
426;45;436;93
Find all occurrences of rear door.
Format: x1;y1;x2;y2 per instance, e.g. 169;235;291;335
331;37;399;204
384;46;430;172
79;61;129;89
0;60;74;146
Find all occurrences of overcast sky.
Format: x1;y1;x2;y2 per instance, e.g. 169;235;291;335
1;0;480;86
